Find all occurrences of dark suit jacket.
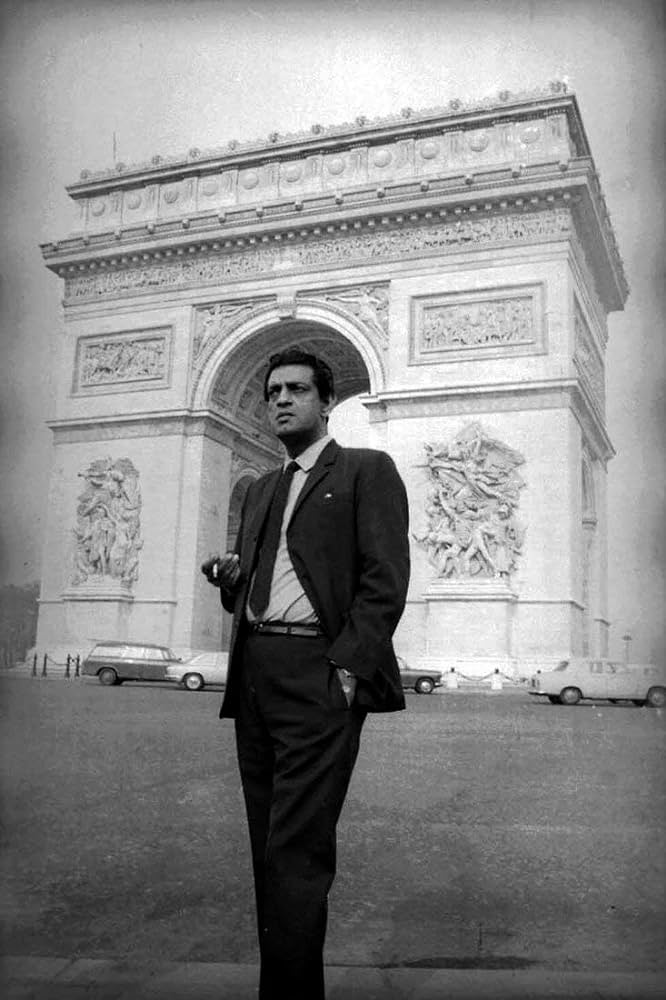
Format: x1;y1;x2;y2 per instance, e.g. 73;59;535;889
218;440;410;717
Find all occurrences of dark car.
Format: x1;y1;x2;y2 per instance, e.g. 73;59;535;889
82;641;181;686
397;656;443;694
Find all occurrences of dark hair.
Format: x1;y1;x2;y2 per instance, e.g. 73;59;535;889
263;347;335;402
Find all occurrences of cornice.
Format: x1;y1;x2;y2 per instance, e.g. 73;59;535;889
363;377;614;463
46;408;278;458
42;164;627;314
67;85;585;193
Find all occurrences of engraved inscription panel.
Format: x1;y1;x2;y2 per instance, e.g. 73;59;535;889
410;285;544;364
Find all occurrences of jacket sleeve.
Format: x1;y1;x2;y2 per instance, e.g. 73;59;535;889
326;451;410;679
219;490;249;615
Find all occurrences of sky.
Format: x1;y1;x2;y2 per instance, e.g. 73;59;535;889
0;0;663;661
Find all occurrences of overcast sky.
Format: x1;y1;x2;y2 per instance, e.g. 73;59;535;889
0;0;663;661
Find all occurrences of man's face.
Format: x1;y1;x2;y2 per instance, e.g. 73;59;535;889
266;364;331;448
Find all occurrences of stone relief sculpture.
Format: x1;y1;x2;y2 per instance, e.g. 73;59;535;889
72;458;142;587
308;284;389;346
78;334;167;387
420;295;533;351
415;423;526;580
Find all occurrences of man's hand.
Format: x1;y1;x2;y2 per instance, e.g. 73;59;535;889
336;667;357;707
201;553;241;591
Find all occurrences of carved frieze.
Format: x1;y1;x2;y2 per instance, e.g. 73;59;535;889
71;457;142;588
193;299;267;364
411;284;543;364
74;328;171;393
301;283;389;347
64;207;572;303
414;423;526;580
574;298;605;412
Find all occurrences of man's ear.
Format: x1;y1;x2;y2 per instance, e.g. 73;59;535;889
321;394;336;419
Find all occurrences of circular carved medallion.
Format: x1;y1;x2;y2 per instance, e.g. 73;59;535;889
372;148;392;167
468;130;489;152
241;170;260;189
283;164;302;182
163;186;179;204
420;141;439;160
126;192;142;210
90;199;106;217
202;178;219;196
327;157;345;175
520;124;541;145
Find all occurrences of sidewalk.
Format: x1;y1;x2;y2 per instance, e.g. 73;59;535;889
3;957;664;999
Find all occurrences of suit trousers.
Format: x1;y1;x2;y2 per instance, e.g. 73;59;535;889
235;631;365;1000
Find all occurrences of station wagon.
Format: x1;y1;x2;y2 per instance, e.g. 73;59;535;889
82;641;181;685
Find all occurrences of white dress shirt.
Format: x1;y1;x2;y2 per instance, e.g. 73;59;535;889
246;435;331;624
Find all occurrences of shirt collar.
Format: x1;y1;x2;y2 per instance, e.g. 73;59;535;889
284;434;332;473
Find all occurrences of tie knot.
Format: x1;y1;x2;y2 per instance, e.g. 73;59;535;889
285;460;299;476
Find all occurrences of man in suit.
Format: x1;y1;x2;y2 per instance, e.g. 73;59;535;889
202;347;410;1000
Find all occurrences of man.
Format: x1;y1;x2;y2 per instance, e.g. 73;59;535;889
202;347;410;999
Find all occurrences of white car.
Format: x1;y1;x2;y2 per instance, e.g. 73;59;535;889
166;651;229;691
529;658;666;707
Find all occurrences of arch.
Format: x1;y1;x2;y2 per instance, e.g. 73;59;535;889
191;298;385;412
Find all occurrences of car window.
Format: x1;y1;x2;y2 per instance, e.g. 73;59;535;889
591;661;604;674
124;646;145;659
92;644;125;658
555;660;569;671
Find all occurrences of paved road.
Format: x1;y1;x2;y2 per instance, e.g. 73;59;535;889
1;676;664;989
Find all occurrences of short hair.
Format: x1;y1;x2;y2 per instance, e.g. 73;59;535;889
263;347;335;402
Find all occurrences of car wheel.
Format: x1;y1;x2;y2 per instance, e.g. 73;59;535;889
415;677;435;695
559;686;582;706
646;686;666;708
183;672;204;692
547;695;561;704
98;667;118;686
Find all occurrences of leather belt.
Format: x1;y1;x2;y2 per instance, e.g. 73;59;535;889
248;621;325;638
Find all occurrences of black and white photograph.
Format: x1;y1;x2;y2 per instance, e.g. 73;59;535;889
1;2;664;998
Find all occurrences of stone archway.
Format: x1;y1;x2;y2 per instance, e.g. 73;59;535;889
36;90;627;671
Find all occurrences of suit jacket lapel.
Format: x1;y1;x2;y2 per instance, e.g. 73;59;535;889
289;440;339;524
243;468;282;572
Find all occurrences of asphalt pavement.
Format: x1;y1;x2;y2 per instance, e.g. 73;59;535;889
2;675;664;999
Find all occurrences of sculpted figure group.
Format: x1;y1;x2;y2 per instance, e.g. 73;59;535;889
416;422;526;580
72;457;142;587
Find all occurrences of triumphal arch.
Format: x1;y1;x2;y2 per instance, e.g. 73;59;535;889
36;85;627;676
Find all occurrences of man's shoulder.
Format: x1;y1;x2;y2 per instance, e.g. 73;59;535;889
334;444;397;468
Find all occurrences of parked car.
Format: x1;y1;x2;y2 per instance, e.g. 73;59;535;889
528;658;666;707
82;641;181;685
166;651;229;691
397;656;443;694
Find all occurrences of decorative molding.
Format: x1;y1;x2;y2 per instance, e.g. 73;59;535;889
410;283;544;364
63;206;573;303
414;422;526;581
70;84;577;189
574;297;605;414
73;327;171;394
71;457;142;589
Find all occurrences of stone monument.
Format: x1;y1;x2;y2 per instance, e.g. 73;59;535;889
36;83;627;676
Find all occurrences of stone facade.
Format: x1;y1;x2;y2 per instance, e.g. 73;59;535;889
36;85;627;675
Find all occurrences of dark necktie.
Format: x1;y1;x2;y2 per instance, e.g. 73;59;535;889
249;461;299;616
